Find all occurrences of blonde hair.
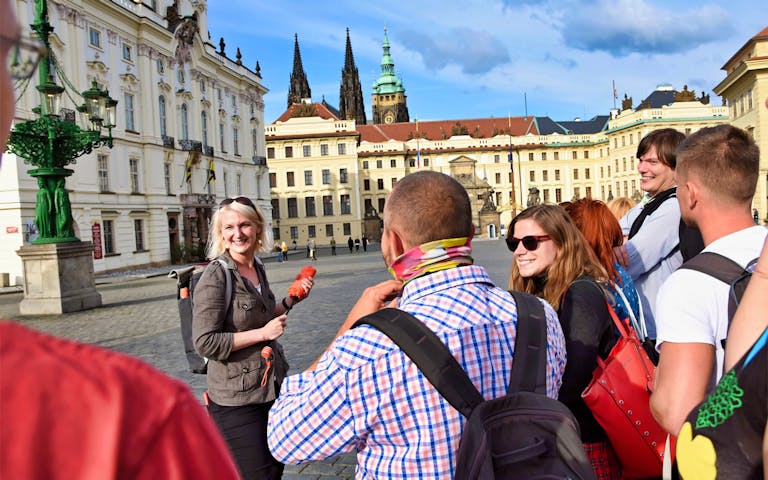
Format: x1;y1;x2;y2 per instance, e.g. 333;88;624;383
206;200;271;259
507;204;608;310
607;197;636;221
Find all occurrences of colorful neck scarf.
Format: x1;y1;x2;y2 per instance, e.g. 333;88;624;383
389;237;474;284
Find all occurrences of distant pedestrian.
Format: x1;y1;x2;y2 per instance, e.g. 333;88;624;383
754;208;760;225
354;238;360;253
362;235;368;252
291;239;297;250
306;240;311;258
281;241;288;262
347;237;354;253
309;239;317;261
330;237;337;256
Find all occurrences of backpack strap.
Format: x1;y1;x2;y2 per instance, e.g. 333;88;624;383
628;187;677;239
506;291;548;395
679;252;749;285
215;258;233;316
353;308;483;418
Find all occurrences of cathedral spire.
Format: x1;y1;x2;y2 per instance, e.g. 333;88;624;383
288;33;311;107
372;27;408;124
339;28;367;125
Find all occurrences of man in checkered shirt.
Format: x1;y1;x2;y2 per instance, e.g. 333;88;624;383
268;171;567;479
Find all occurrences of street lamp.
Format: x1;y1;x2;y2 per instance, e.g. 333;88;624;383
6;0;117;244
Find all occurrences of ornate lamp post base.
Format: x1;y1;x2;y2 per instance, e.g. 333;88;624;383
16;241;102;315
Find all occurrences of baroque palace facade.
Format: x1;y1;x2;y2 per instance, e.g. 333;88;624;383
266;30;742;247
1;0;269;285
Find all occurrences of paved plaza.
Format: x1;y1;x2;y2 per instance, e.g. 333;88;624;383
1;239;513;479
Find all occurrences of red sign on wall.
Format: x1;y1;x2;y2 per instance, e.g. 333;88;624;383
6;226;19;234
92;223;103;260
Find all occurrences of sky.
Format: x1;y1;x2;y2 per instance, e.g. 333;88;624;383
206;0;766;125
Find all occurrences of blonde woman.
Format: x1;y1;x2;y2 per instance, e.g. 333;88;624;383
508;204;620;479
193;196;313;479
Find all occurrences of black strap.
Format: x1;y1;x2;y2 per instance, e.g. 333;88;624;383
352;291;548;418
628;187;677;239
679;252;749;285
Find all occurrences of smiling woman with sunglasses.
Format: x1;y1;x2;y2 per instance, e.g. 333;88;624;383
192;196;313;479
507;204;622;479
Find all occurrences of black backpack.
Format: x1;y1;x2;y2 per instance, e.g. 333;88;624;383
678;252;758;349
628;187;704;262
169;259;232;374
353;291;595;480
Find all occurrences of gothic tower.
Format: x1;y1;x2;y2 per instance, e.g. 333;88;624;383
371;28;409;124
339;28;367;125
288;34;311;107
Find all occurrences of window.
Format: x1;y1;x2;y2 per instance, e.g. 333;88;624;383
180;104;189;140
585;168;590;180
286;172;295;187
338;143;346;155
89;27;101;48
529;171;535;182
409;158;415;168
304;170;313;185
290;226;298;239
287;198;298;218
98;154;109;192
541;152;547;161
200;79;206;93
573;168;579;180
124;93;135;131
233;127;239;155
390;159;397;167
543;189;550;202
269;172;276;188
323;195;333;215
494;154;500;163
271;199;280;219
555;188;562;203
584;150;589;159
308;225;316;238
586;186;592;198
574;187;581;198
219;122;225;152
267;147;275;159
363;179;370;191
572;151;577;160
236;173;241;195
377;179;384;190
164;161;172;195
103;219;115;254
122;43;132;61
320;144;329;156
376;160;382;169
158;96;167;137
201;111;208;148
424;158;430;167
273;227;280;240
325;224;333;237
339;168;348;183
391;178;397;188
305;197;316;217
222;171;229;198
378;197;386;213
134;219;145;251
285;146;293;158
495;172;501;183
322;169;331;185
554;151;559;161
528;152;534;161
343;223;351;235
542;170;548;181
364;198;373;214
340;194;351;214
177;69;185;84
251;129;258;154
129;158;140;193
362;160;369;169
303;145;311;157
156;59;164;74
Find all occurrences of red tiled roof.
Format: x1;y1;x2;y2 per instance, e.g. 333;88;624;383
273;103;340;123
721;25;768;71
356;117;537;143
755;26;768;40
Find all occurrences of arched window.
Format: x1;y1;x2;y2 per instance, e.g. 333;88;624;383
201;111;208;148
158;95;167;137
181;104;189;140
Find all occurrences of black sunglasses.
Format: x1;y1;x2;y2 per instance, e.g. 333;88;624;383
506;235;551;252
219;196;256;210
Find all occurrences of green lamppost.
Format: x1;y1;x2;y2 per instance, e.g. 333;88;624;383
7;0;116;244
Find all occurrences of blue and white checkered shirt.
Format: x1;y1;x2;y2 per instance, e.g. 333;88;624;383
268;265;567;479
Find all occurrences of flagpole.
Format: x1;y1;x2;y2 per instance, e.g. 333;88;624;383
415;118;420;169
508;113;515;214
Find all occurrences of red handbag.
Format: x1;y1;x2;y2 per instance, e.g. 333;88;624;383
581;301;674;478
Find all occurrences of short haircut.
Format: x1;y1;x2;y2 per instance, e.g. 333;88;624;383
676;124;759;204
385;171;472;245
636;128;686;169
206;200;271;259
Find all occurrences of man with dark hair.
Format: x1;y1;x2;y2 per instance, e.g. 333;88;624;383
614;128;696;342
267;171;567;478
651;124;766;435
